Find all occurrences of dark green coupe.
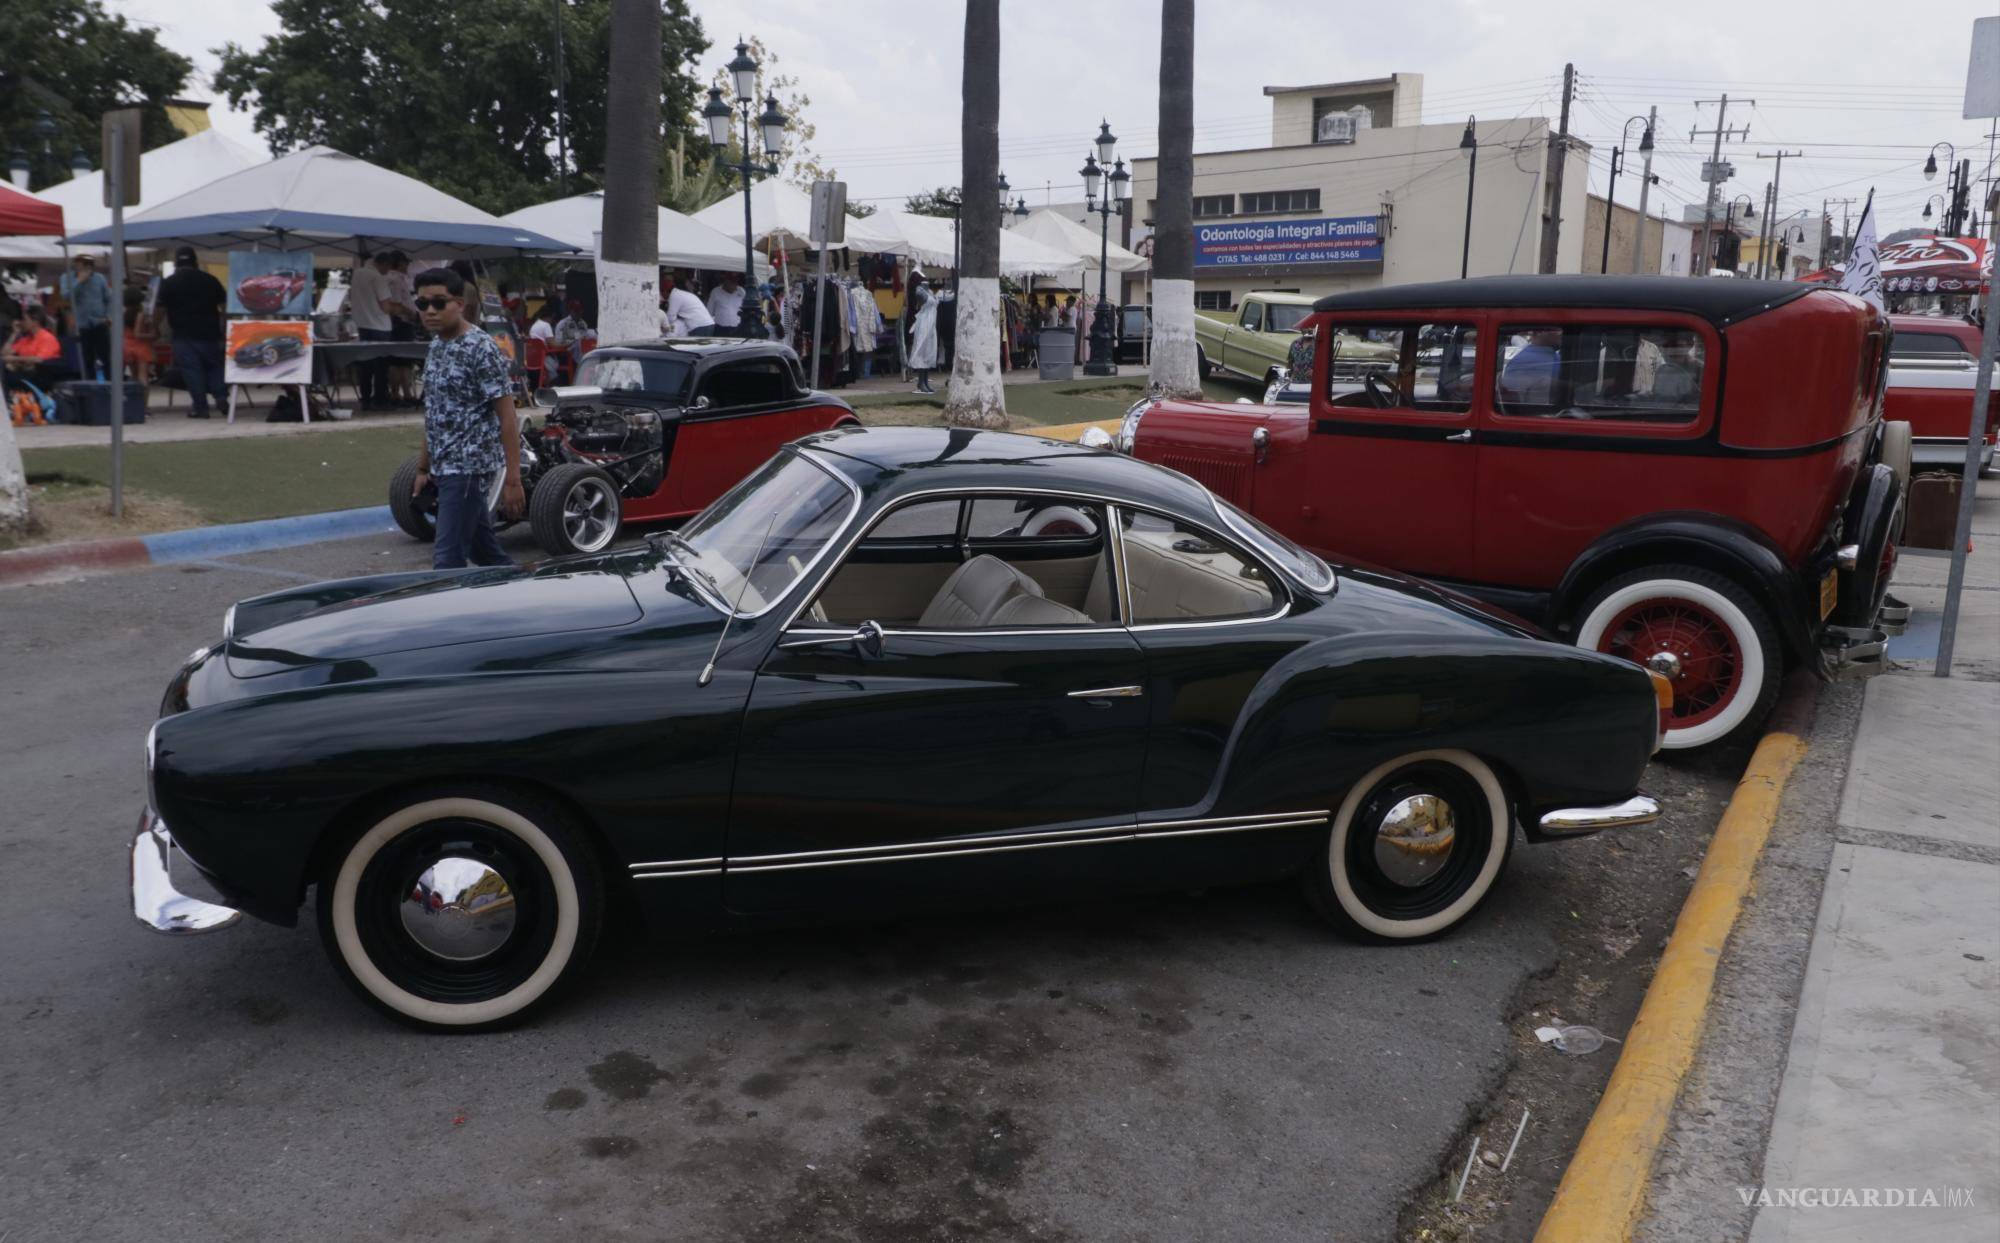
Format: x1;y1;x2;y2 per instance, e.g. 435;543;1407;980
134;427;1664;1031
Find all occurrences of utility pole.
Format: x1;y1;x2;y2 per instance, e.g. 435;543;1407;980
1949;157;1972;237
1600;144;1622;273
1755;181;1774;278
1754;150;1800;278
1538;62;1575;274
1692;95;1752;274
553;0;569;194
1630;106;1657;273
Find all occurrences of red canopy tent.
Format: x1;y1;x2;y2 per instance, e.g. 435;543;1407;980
1803;235;1990;294
0;181;64;237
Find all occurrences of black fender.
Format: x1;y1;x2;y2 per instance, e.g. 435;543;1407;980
1549;512;1814;666
149;669;750;926
1199;630;1657;847
1831;462;1901;629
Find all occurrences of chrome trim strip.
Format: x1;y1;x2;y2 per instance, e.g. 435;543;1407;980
223;603;237;642
1106;503;1134;623
730;834;1128;873
632;868;723;879
1134;817;1327;840
1538;795;1661;837
1068;685;1144;698
627;857;724;870
1136;809;1329;830
732;822;1135;865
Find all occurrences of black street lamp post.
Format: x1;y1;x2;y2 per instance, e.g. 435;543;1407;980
702;39;787;339
1459;117;1477;278
1081;121;1129;376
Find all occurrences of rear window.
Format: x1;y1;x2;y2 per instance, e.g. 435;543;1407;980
1891;331;1970;358
1495;325;1704;423
1267;304;1313;333
577;351;692;399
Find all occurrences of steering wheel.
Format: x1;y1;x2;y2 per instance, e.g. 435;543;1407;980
1363;372;1395;408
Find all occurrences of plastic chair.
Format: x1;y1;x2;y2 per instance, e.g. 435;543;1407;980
522;337;547;390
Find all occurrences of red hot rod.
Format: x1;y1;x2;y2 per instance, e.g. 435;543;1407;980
1119;276;1910;751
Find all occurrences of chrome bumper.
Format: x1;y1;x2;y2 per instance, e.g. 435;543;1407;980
1539;794;1661;838
1911;439;1994;470
131;811;242;934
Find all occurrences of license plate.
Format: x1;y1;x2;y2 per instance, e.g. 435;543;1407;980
1820;571;1837;619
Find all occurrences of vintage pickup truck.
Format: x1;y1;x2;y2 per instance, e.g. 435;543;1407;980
1196;291;1397;388
1885;358;1998;475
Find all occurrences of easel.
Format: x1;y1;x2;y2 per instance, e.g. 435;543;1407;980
226;383;311;424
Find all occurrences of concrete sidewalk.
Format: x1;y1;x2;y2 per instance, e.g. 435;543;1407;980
1748;477;2000;1240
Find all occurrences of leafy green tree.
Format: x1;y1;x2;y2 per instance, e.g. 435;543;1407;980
212;0;710;215
903;187;963;218
0;0;192;188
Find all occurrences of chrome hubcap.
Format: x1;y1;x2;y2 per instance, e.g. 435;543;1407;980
399;856;517;961
1374;794;1457;887
1646;650;1683;680
563;479;614;550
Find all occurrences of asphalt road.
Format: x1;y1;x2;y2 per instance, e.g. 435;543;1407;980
0;528;1744;1242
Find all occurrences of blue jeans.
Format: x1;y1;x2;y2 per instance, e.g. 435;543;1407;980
432;472;513;570
172;339;227;416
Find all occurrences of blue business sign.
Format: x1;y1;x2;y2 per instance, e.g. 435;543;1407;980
1193;215;1382;269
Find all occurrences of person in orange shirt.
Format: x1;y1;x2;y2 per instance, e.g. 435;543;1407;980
3;305;71;392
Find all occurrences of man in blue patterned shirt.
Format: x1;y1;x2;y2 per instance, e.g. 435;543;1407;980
409;268;524;568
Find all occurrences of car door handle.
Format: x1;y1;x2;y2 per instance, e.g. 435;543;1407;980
1068;685;1144;700
1445;430;1473;443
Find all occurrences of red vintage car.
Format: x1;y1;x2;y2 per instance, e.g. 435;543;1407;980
235;268;310;313
391;338;861;556
1119;276;1911;751
1886;314;1996;476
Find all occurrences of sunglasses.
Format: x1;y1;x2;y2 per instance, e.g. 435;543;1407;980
414;296;460;311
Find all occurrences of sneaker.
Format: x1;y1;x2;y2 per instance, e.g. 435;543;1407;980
188;411;211;419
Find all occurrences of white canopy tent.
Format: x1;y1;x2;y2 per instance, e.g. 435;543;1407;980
877;210;1079;278
690;180;903;253
69;145;571;259
1011;208;1149;272
0;128;264;263
500;191;770;278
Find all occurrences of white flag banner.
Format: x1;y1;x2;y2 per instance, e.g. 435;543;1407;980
1839;193;1883;312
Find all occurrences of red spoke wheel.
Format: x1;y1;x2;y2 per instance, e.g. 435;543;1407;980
1572;566;1781;752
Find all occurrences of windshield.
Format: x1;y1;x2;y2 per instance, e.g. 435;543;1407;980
1268;304;1313;334
673;451;856;616
576;351;693;400
1213;498;1335;593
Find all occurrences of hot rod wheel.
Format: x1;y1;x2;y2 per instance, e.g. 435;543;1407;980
316;787;602;1032
389;455;511;543
1573;565;1781;751
530;462;621;556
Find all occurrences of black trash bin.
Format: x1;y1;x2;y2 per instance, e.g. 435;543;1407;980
56;380;147;426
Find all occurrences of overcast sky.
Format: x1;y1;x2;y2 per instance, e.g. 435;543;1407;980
118;0;1998;238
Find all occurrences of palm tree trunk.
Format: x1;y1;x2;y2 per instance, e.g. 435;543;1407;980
1149;0;1201;398
596;0;661;344
943;0;1008;428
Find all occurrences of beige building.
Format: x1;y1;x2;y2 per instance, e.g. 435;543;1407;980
1580;195;1696;276
1127;75;1592;308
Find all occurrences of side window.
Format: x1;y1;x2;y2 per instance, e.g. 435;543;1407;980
967;497;1100;540
1324;323;1411;407
1893;331;1967;357
1495;325;1705;423
1241;302;1265;332
1410;324;1480;413
1119;510;1276;624
866;499;960;543
698;359;793;408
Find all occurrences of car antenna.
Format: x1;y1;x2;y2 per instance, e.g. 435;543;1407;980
698;505;785;688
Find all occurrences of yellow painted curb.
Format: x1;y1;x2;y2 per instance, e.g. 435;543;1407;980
1033;419;1120;444
1534;727;1809;1242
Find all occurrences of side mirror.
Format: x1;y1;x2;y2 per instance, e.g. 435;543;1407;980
690;395;712;411
1251;425;1270;463
780;619;885;658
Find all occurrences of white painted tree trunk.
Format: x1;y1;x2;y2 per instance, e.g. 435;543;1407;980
0;415;26;534
944;278;1008;428
1149;278;1202;398
594;254;658;349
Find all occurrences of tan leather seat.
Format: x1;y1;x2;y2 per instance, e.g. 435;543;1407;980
987;594;1093;627
1122;535;1274;621
918;555;1046;628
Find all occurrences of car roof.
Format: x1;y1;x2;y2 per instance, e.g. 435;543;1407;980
1244;291;1318;306
795;426;1222;518
1311;275;1818;327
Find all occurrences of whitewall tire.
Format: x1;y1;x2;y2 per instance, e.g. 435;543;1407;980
317;790;600;1031
1306;749;1513;941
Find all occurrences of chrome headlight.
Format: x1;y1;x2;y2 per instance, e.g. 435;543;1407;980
1114;397;1150;454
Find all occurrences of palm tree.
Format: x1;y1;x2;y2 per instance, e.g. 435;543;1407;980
1149;0;1201;398
943;0;1008;429
0;410;24;534
596;0;662;344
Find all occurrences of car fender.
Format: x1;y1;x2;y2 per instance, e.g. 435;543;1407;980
1550;512;1813;663
149;668;751;925
1198;630;1656;845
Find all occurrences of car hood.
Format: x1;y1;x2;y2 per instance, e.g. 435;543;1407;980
225;559;645;677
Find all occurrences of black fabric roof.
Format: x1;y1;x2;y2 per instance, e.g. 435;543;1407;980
1311;276;1819;327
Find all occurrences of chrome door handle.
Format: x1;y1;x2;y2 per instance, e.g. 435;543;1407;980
1068;685;1144;699
1445;430;1473;443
